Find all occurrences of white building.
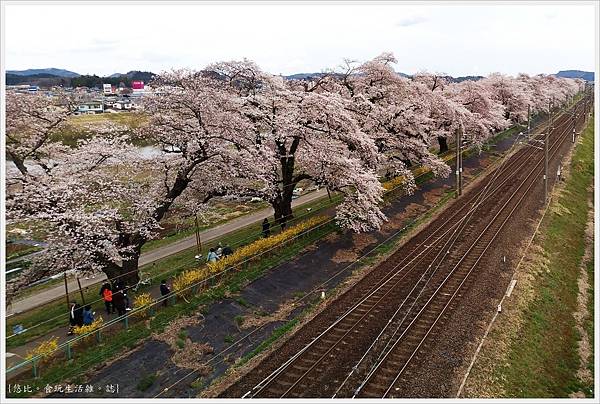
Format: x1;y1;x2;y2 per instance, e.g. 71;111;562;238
77;101;104;114
112;100;133;110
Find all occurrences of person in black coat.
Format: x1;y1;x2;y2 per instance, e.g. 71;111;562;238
112;290;127;316
68;302;84;334
160;280;171;307
114;280;131;310
262;218;271;238
222;244;233;257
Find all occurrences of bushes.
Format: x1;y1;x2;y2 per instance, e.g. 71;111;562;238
382;175;407;191
25;337;59;361
132;292;155;318
73;318;104;336
172;216;329;297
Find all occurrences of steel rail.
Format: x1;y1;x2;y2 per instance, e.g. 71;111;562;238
243;100;581;398
244;99;583;398
356;99;588;398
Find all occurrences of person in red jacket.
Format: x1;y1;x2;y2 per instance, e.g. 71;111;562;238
99;283;114;315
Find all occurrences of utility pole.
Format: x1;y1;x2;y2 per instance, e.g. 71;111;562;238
545;99;553;204
194;213;202;257
76;276;86;305
572;108;576;143
459;129;464;195
455;128;462;197
527;104;531;134
64;272;71;316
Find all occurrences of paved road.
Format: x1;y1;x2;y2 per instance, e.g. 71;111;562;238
6;190;328;316
6;240;47;265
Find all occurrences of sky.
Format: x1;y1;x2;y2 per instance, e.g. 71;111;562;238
3;2;597;77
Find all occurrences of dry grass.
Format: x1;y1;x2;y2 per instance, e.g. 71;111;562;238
572;199;594;390
240;300;299;330
152;315;213;373
331;233;378;263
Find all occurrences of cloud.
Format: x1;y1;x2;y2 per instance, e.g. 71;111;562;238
396;15;427;27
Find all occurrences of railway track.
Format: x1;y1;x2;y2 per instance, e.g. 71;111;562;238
235;97;590;399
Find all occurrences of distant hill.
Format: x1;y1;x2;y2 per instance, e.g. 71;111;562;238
556;70;594;81
70;71;156;88
283;72;483;83
10;67;590;88
7;68;80;77
453;75;484;82
6;73;71;86
284;73;328;80
7;70;157;88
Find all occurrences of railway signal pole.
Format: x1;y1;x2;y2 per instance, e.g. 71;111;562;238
527;104;531;134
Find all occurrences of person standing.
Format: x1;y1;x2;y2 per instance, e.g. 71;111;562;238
68;302;83;335
115;280;131;311
112;289;127;316
99;283;114;315
160;280;171;307
262;218;271;238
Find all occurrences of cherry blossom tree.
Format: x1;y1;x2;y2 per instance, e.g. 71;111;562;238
480;73;532;123
6;58;584;294
412;72;473;153
7;70;260;288
205;60;386;231
444;79;510;144
6;91;75;175
517;74;580;114
314;54;451;193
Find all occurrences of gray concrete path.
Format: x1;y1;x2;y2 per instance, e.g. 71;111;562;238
6;190;327;316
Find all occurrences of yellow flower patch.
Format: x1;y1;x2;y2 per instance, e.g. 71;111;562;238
132;292;156;317
172;215;329;297
25;336;59;360
73;318;104;336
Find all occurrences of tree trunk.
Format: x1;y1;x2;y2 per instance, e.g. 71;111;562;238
101;257;140;289
272;195;293;231
7;151;28;176
438;136;449;154
102;232;143;288
120;256;141;287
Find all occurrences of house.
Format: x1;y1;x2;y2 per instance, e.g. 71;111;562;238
112;99;133;110
77;101;104;114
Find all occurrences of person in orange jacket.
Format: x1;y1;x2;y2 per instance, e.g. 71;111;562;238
99;283;114;315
